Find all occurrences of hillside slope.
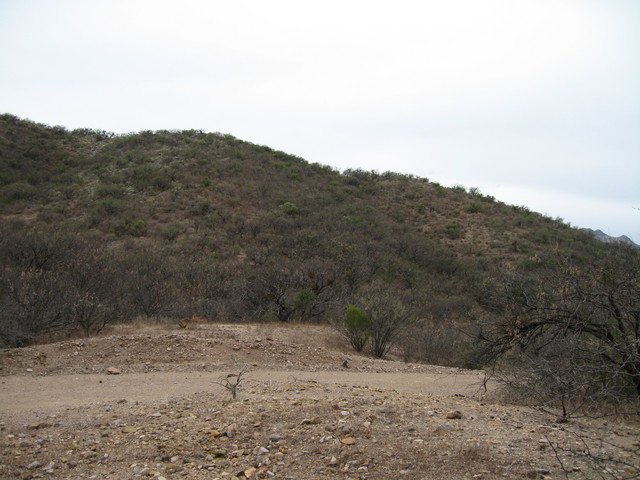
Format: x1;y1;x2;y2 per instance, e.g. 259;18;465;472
0;113;626;358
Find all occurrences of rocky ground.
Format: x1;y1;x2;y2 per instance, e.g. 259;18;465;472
1;323;639;480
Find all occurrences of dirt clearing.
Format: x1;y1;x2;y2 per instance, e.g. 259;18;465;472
1;324;638;479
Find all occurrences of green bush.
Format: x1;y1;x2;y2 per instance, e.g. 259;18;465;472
340;304;372;352
158;223;182;241
1;182;38;203
465;203;484;214
96;197;124;215
151;173;172;191
445;224;462;239
95;183;125;199
127;219;146;237
279;201;301;215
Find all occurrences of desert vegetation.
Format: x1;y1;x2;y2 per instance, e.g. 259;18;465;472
1;113;639;423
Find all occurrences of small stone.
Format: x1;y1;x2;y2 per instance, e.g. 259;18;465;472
121;426;138;433
329;456;338;466
269;434;283;442
446;410;463;420
301;417;321;425
433;424;455;434
244;467;257;478
340;437;356;445
27;460;43;469
107;367;121;375
28;422;49;430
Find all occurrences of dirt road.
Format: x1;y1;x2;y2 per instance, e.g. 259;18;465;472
0;369;488;417
1;327;636;480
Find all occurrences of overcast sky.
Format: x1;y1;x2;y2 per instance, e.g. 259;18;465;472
1;0;638;241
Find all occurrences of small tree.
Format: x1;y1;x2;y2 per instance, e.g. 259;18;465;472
368;294;411;358
341;284;415;359
338;304;371;352
0;227;79;346
477;246;640;414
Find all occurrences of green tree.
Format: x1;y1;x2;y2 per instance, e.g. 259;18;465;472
338;304;371;352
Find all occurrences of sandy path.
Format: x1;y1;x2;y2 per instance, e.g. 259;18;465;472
0;369;488;417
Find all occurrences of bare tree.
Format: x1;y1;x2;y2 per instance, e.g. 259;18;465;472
119;248;175;318
356;284;415;358
477;246;640;414
65;248;123;336
0;228;78;345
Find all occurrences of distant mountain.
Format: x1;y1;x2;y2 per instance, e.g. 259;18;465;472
581;228;638;247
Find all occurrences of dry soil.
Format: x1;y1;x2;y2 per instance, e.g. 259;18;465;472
0;323;638;480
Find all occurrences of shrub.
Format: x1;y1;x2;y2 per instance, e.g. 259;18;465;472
96;197;124;215
366;294;412;358
158;223;182;241
279;201;301;215
465;203;483;214
94;183;125;199
445;224;462;239
477;248;640;415
1;182;38;203
338;305;371;352
151;173;172;191
127;219;146;237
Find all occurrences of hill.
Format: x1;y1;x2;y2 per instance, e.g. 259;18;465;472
0;113;632;363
